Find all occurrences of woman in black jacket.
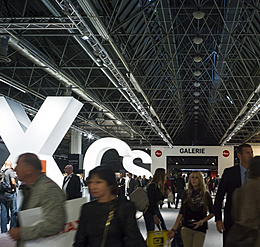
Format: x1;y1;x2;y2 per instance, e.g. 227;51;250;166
167;171;214;247
73;166;146;247
144;168;167;231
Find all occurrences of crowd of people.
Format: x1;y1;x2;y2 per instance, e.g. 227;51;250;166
0;142;259;247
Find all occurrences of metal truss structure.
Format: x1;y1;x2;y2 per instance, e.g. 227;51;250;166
1;0;260;155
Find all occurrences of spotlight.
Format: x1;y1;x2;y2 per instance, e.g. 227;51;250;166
194;82;201;87
193;71;201;76
193;11;205;20
194;56;202;63
193;37;203;45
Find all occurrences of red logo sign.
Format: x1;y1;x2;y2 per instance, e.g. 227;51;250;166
155;150;162;157
223;150;230;157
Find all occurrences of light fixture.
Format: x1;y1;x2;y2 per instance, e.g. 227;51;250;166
194;111;198;114
194;99;199;103
194;116;199;119
82;35;89;40
193;11;205;20
87;133;93;139
60;0;174;148
194;92;200;96
194;82;201;87
194;56;202;63
222;97;260;145
193;37;203;45
193;70;201;76
194;106;199;110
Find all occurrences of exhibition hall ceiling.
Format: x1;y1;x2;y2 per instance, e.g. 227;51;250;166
1;0;260;155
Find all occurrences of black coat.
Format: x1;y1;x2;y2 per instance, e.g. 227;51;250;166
146;182;164;215
127;178;137;195
73;198;147;247
117;178;126;199
63;173;81;200
214;165;241;231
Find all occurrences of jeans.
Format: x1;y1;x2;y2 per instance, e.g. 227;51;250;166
181;226;205;247
144;209;167;231
0;202;7;233
5;192;17;229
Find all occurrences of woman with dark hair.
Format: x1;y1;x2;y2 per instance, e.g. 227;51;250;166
167;171;214;247
144;168;167;231
73;166;146;247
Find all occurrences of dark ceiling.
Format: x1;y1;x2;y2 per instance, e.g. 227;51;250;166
1;0;260;156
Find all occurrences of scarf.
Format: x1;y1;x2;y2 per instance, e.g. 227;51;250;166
187;189;204;212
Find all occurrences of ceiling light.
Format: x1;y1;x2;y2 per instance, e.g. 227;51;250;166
194;99;199;103
194;92;200;96
194;111;198;114
194;82;201;87
194;116;199;119
194;56;202;63
193;11;205;20
194;106;199;110
193;37;203;45
82;35;89;40
193;71;201;76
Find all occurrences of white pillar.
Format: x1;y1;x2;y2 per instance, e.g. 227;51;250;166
70;129;82;154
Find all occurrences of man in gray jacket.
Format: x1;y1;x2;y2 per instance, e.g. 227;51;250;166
8;153;66;246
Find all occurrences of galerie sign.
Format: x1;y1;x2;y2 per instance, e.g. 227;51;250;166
179;148;205;154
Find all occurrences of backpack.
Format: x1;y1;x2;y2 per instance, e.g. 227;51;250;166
129;187;149;212
0;171;7;193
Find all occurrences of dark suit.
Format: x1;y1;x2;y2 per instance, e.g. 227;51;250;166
127;178;137;195
63;173;81;200
214;165;241;245
117;177;125;199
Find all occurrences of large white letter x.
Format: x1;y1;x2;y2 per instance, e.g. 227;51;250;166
0;96;83;187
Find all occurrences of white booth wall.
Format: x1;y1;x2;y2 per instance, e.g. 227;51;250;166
251;145;260;156
151;146;234;176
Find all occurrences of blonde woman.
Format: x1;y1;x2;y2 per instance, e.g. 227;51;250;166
167;172;214;247
144;168;167;231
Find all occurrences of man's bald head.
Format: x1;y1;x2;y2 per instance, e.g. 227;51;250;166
5;160;12;168
64;165;73;175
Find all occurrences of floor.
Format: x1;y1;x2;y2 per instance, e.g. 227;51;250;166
0;200;223;247
137;202;222;247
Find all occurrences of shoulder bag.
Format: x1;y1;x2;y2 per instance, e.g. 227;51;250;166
100;203;115;247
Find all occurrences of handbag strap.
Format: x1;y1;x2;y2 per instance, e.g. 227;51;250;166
100;203;115;247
